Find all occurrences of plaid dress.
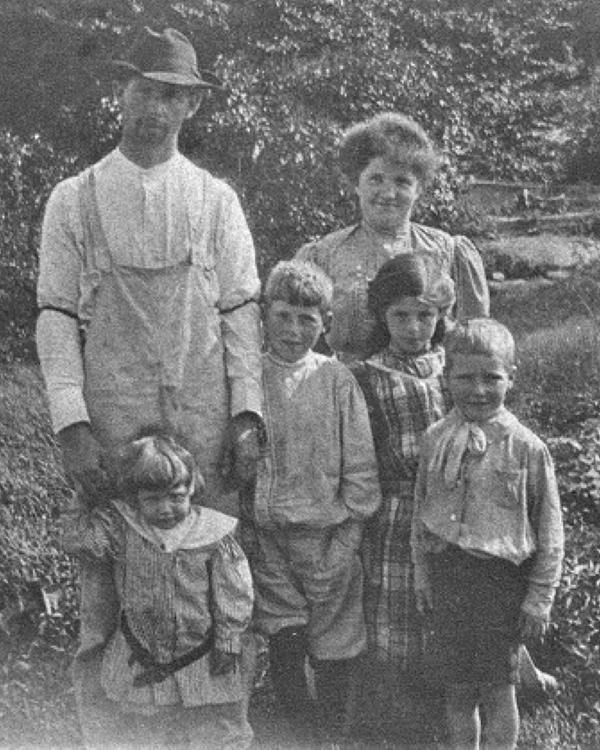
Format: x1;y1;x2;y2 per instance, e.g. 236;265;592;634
354;346;448;672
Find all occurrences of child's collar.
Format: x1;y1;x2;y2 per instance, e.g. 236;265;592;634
112;501;237;552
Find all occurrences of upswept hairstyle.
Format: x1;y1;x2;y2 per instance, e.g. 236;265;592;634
263;259;334;317
339;112;439;186
366;253;455;353
444;318;516;372
117;433;204;501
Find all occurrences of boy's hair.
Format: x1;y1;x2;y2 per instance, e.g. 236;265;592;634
445;318;516;371
117;432;204;501
263;259;333;316
366;253;455;354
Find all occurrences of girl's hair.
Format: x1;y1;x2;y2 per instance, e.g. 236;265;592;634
339;112;439;186
117;432;204;501
445;318;516;372
366;253;455;354
263;259;333;316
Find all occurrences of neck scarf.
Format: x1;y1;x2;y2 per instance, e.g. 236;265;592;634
429;408;488;487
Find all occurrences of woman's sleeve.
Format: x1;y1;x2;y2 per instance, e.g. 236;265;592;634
210;534;254;653
451;235;490;319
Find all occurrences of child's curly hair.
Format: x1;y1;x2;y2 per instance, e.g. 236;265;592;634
263;259;333;317
117;431;205;503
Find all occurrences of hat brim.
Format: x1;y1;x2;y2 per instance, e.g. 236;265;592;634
111;60;222;89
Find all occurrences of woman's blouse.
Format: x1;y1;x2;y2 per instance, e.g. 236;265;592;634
296;221;489;360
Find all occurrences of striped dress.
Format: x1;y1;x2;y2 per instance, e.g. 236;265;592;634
354;346;448;672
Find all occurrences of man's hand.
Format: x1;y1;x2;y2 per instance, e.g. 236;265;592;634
230;412;263;486
519;609;548;642
58;422;111;502
210;648;239;676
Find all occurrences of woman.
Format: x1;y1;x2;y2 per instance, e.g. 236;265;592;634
296;112;489;361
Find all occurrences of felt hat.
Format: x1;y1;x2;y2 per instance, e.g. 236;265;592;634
112;27;222;89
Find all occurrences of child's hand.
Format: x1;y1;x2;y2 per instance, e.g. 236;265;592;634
519;609;548;642
210;648;239;676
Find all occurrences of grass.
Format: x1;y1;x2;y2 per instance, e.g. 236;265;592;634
1;270;600;747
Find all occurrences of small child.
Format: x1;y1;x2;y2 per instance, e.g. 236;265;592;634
350;253;455;742
412;318;564;750
244;259;381;734
63;433;254;749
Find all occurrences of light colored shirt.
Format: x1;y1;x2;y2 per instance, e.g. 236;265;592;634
296;221;490;360
37;148;261;433
62;502;253;708
412;407;564;620
253;350;381;528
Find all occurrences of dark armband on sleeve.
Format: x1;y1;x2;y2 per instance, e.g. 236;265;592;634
219;298;259;315
38;305;79;321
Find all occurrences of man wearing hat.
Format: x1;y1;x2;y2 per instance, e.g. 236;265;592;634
36;27;261;747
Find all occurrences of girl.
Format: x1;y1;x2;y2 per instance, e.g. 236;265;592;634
62;433;254;749
351;253;455;743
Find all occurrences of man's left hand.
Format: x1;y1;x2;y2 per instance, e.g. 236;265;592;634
230;412;263;486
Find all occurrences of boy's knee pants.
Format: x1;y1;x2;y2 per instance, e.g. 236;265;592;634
252;525;366;660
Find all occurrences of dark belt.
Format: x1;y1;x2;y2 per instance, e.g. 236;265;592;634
120;611;214;687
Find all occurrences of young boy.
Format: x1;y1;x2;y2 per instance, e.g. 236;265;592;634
244;259;381;734
411;318;564;750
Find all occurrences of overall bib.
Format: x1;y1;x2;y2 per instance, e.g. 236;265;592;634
73;168;244;746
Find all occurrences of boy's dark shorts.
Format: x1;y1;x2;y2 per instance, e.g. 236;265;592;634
429;545;528;685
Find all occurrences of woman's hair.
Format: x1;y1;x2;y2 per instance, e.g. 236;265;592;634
366;253;455;353
263;259;333;316
339;112;439;186
117;432;204;501
445;318;516;372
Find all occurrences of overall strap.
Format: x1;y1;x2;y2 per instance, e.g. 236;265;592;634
79;168;113;271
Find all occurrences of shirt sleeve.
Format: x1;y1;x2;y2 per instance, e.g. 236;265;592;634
37;180;83;313
215;190;263;419
338;374;382;520
451;235;490;319
36;180;90;433
210;533;254;653
61;502;122;560
36;310;89;433
521;444;565;621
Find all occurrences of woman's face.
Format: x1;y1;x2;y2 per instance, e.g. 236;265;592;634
356;156;421;235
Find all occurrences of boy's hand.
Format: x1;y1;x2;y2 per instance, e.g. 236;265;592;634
519;609;548;642
210;648;239;676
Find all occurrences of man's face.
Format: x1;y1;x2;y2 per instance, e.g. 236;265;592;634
265;300;324;363
114;76;201;148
